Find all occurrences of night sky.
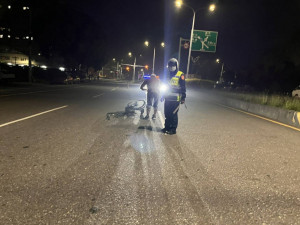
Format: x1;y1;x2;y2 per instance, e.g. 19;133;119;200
17;0;300;76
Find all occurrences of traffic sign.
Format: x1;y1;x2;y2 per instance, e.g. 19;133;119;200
183;42;189;49
192;30;218;52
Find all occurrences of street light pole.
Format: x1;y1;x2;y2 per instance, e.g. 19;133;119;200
178;37;182;71
219;62;224;83
152;47;156;74
27;7;32;83
132;57;136;82
186;9;195;78
175;1;216;78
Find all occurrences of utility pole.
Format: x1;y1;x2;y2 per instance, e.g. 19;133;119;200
132;57;136;83
178;37;182;71
28;7;32;83
219;62;224;83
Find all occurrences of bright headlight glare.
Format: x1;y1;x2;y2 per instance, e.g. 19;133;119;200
160;84;168;92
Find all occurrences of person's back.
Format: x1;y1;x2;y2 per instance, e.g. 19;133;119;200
146;76;159;93
140;74;160;119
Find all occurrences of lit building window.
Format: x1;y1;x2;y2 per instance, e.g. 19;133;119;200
8;35;11;38
8;5;11;9
0;35;3;39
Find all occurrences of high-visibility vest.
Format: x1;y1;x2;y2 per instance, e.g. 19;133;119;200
166;71;184;102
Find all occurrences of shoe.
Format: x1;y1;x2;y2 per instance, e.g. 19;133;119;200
144;115;149;120
166;130;176;135
152;114;156;120
161;128;168;133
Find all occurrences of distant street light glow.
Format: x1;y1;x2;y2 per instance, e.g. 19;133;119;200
128;52;132;57
209;4;216;12
144;41;149;47
161;42;165;47
41;65;47;69
175;0;182;8
59;67;65;71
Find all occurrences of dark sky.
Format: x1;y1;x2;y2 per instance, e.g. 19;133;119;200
30;0;300;71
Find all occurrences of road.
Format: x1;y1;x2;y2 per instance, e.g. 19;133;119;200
0;81;299;225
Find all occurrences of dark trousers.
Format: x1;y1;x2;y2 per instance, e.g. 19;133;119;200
147;91;159;109
164;100;180;131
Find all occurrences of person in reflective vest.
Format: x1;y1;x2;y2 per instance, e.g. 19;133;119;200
161;58;186;135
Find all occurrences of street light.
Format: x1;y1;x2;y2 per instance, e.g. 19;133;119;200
175;1;215;77
144;41;165;74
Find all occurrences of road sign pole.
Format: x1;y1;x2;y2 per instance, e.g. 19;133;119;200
187;11;195;78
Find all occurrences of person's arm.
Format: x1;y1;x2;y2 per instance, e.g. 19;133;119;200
179;74;186;103
140;80;147;90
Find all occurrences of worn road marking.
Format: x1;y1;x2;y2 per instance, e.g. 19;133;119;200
111;87;118;91
93;93;104;98
0;105;68;128
158;111;165;128
218;103;300;132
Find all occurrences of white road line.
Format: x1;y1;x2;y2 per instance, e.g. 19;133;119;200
111;87;118;91
93;93;104;98
0;105;68;128
158;111;165;128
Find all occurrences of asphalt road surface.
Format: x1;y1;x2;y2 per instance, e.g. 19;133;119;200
0;81;299;225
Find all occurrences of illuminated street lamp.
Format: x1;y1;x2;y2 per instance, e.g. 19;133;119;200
175;1;216;77
128;52;132;57
144;41;165;74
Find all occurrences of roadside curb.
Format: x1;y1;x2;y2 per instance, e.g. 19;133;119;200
219;96;300;129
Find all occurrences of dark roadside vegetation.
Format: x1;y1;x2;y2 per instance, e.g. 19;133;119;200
186;78;300;112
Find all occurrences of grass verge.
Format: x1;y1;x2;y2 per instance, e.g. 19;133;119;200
217;91;300;112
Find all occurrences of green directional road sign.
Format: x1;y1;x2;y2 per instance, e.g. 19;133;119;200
192;30;218;52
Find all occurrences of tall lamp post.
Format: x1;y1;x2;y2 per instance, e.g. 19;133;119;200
175;0;215;78
124;52;145;82
144;41;165;74
23;6;32;83
216;58;224;83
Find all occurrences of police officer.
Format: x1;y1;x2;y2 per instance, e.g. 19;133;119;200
161;58;186;135
140;74;160;119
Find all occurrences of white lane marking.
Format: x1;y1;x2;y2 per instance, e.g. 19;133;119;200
0;105;68;128
111;87;119;91
158;111;165;128
93;93;104;98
